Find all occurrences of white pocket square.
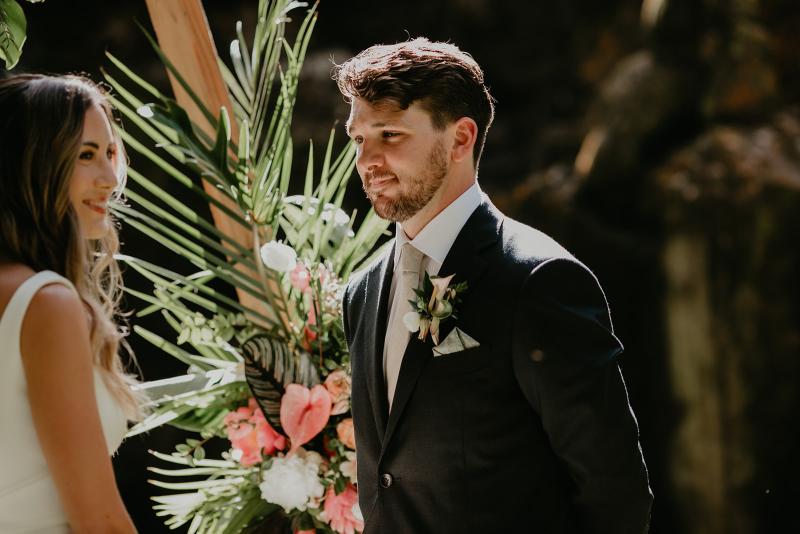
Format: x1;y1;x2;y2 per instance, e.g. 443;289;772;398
433;327;480;357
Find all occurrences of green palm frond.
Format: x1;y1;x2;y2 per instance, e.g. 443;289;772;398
106;2;398;530
148;463;276;534
129;377;249;436
109;0;387;442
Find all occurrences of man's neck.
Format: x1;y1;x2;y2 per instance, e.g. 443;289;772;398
402;174;476;239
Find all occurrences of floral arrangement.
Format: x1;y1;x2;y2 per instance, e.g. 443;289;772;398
104;1;389;532
404;273;467;345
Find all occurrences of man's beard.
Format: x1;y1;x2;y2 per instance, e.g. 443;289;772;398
364;140;448;222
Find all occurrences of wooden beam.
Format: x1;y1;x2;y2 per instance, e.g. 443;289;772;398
144;0;236;141
144;0;281;329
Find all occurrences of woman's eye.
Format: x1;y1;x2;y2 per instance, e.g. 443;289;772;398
106;147;116;160
382;131;399;139
79;150;94;161
352;136;364;145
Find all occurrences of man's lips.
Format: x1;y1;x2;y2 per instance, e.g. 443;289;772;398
367;175;396;192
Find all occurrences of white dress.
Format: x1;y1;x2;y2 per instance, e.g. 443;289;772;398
0;271;127;533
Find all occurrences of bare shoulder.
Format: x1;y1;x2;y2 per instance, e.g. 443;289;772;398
26;280;85;327
20;274;90;367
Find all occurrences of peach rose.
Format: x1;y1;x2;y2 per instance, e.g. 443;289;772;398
340;451;357;484
322;484;363;534
336;418;356;450
324;370;351;416
224;398;286;466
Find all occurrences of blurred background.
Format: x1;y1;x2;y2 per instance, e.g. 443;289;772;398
4;0;799;532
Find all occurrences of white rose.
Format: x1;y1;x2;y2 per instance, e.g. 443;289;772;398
259;449;325;512
402;311;421;332
260;241;297;272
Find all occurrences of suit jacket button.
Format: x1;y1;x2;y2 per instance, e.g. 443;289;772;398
380;473;393;488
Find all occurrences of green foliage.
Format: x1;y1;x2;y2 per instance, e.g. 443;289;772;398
128;373;249;437
0;0;25;69
0;0;44;69
148;450;276;533
108;2;386;530
107;0;386;401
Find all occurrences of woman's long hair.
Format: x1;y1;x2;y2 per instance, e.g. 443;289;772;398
0;74;143;419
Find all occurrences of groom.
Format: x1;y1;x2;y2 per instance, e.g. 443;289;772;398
336;38;652;533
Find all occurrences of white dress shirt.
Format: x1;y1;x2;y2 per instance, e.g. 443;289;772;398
383;182;483;406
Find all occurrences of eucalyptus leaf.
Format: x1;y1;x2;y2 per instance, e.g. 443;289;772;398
0;0;26;69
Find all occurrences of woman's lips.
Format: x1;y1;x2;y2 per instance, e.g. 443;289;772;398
83;199;107;215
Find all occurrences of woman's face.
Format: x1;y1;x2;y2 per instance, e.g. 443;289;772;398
68;104;119;240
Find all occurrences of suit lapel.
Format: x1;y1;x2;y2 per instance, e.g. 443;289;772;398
380;199;502;454
365;240;395;436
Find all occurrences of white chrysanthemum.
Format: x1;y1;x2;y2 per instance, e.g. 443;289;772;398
260;241;297;272
259;449;325;512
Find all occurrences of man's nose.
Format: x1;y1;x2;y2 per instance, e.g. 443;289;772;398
356;140;384;173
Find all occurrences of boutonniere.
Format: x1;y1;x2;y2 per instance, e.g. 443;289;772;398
402;273;468;345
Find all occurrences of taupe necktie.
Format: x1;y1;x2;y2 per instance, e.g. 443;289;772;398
384;242;424;410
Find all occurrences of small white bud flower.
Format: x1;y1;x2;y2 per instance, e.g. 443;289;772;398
260;241;297;272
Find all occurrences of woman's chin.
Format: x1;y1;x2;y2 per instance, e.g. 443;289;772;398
82;221;111;240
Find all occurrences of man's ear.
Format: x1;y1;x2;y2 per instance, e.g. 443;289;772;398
450;117;478;163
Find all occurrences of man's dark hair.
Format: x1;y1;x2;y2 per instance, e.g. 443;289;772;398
333;37;495;168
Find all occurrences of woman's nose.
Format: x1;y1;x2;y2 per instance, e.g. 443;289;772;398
96;158;119;189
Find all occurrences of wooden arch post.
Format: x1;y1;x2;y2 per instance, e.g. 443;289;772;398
144;0;276;326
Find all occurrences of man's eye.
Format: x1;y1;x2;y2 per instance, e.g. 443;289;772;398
382;131;400;139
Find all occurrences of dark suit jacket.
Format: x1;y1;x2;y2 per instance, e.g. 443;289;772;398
342;198;653;533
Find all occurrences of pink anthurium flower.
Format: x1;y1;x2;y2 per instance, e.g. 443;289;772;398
280;384;332;455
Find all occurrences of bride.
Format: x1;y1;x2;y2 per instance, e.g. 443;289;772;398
0;74;143;533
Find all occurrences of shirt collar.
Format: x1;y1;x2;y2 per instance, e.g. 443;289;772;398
394;182;482;267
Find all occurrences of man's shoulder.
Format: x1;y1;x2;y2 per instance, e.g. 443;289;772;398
496;211;575;268
493;210;607;306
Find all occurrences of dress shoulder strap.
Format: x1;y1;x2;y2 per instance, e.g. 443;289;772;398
0;271;75;339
